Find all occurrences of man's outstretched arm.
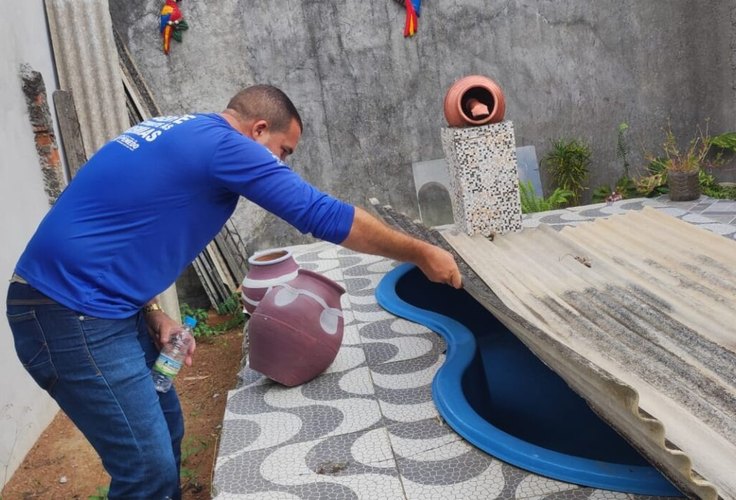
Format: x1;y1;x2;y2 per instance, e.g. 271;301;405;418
340;206;462;289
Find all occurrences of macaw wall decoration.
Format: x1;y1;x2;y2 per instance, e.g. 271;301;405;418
393;0;421;37
160;0;189;55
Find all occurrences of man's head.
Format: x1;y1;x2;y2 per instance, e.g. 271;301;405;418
225;85;303;162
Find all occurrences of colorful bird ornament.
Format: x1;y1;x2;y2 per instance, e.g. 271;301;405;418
403;0;421;37
160;0;189;55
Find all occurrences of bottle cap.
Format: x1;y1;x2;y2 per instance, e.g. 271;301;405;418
184;315;198;328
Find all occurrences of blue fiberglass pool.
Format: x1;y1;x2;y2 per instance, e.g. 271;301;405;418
376;264;681;496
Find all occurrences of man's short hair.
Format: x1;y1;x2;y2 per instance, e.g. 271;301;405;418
226;85;303;133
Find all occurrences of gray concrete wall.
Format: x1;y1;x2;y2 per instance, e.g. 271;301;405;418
0;0;63;487
110;0;736;249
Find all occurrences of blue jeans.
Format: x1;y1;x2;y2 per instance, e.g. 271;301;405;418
6;282;184;499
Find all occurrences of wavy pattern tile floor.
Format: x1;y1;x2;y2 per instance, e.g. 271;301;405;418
213;196;735;499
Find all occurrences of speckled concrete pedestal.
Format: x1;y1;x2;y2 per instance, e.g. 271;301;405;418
440;121;523;237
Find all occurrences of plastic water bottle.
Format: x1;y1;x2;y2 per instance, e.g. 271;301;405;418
152;315;197;393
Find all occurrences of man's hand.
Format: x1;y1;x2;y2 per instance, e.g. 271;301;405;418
341;207;462;289
145;310;197;367
415;243;462;289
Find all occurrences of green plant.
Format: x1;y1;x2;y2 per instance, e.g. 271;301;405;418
592;175;638;203
179;303;209;330
636;123;727;197
88;485;109;500
617;122;631;178
660;124;714;173
700;170;736;199
591;123;638;203
591;185;612;203
207;309;246;336
542;138;591;206
179;293;245;338
710;131;736;151
635;157;669;197
181;436;208;462
518;180;573;214
216;293;241;315
635;154;736;200
180;436;208;492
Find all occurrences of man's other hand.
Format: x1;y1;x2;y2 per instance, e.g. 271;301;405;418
146;311;197;367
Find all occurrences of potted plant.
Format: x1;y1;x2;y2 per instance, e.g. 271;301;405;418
638;124;719;201
664;126;711;201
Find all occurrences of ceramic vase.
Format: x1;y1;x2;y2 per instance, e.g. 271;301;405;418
443;75;506;127
668;170;700;202
240;248;299;315
248;268;346;387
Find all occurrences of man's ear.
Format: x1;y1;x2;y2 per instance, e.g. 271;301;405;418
250;119;269;139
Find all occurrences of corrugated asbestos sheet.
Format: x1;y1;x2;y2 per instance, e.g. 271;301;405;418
45;0;129;158
441;207;736;500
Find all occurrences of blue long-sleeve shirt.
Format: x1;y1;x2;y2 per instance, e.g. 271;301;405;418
15;113;355;318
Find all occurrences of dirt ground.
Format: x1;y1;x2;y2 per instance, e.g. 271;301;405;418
1;315;245;500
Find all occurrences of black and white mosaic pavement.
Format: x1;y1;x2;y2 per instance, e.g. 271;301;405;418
213;196;735;499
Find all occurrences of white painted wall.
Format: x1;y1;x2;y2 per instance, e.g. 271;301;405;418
0;0;63;488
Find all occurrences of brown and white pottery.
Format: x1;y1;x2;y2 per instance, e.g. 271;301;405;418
240;248;299;315
248;268;346;387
